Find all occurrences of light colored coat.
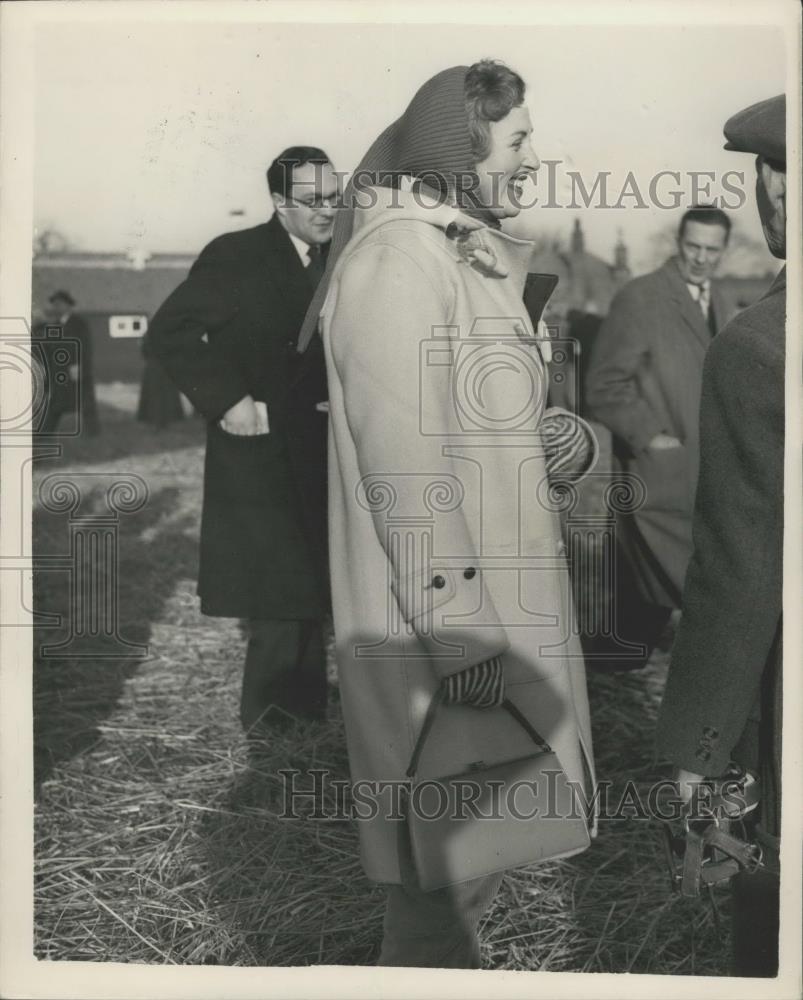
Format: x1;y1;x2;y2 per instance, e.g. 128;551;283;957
321;189;596;883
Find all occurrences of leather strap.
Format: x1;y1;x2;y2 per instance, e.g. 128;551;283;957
680;827;706;897
405;689;553;780
665;766;765;896
675;820;764;896
705;825;763;873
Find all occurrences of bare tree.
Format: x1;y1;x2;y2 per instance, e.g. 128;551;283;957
33;227;73;257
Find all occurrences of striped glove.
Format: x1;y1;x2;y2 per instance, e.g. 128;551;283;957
541;407;598;481
442;656;505;709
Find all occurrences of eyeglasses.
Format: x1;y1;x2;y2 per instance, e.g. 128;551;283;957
292;195;338;211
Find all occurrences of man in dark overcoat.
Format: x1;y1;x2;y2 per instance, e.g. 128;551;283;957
655;94;786;977
146;146;337;730
585;206;733;665
35;289;100;436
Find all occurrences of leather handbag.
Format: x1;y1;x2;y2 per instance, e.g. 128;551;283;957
400;688;591;891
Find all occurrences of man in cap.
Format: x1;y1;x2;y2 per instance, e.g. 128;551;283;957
36;289;100;436
655;94;787;976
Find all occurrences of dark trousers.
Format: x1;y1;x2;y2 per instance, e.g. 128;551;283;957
377;820;504;968
731;861;779;977
241;618;327;730
379;873;504;968
729;647;781;978
38;393;100;436
583;539;672;672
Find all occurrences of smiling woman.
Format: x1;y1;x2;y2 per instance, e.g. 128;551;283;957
304;60;597;970
466;61;541;219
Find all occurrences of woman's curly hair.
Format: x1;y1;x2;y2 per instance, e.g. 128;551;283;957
465;59;526;163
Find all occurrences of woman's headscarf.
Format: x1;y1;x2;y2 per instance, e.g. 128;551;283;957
297;65;476;352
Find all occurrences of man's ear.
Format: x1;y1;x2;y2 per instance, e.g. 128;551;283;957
271;191;288;221
760;159;786;207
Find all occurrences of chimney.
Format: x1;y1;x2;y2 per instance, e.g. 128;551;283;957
570;218;585;254
613;228;631;282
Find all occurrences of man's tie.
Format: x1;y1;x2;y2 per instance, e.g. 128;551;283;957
689;282;717;336
698;283;719;335
306;244;326;291
697;282;710;319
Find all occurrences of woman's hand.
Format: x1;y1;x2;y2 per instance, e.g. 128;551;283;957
441;657;505;709
675;767;706;806
649;433;682;450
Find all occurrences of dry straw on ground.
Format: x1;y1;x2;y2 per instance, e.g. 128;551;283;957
33;401;731;971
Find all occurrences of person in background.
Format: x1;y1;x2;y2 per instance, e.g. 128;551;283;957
36;289;100;436
584;206;733;670
656;93;786;978
146;146;336;734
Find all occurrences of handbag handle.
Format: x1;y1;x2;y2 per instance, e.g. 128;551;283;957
405;686;553;780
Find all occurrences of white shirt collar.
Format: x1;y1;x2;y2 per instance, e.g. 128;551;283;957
287;231;311;266
686;279;710;301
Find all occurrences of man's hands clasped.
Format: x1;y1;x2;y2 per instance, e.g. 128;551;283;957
219;395;269;436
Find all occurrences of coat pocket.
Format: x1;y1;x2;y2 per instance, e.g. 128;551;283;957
205;421;292;504
633;443;691;513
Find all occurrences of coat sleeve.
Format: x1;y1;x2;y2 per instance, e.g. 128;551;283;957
585;284;669;452
145;238;251;421
654;318;784;775
328;242;510;679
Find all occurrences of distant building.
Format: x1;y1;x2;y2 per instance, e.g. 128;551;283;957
527;219;775;415
530;218;775;325
33;228;776;388
32;251;193;383
529;219;632;323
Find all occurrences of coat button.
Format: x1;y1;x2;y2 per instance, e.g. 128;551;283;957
463;567;476;579
432;575;446;589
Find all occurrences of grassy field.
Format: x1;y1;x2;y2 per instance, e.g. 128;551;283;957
32;390;732;972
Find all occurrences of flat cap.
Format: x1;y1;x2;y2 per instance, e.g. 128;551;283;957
723;94;785;165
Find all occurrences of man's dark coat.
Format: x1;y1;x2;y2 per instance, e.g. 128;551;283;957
35;312;99;432
655;267;785;828
146;216;328;619
585;257;731;606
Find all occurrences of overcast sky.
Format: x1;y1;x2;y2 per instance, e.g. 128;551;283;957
34;12;788;273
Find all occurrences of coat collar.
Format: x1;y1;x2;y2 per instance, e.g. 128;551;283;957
263;214;322;340
764;264;786;298
346;183;535;295
660;257;719;347
263;213;306;270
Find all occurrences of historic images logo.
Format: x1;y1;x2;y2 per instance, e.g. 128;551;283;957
1;316;150;655
279;769;754;825
291;161;749;213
